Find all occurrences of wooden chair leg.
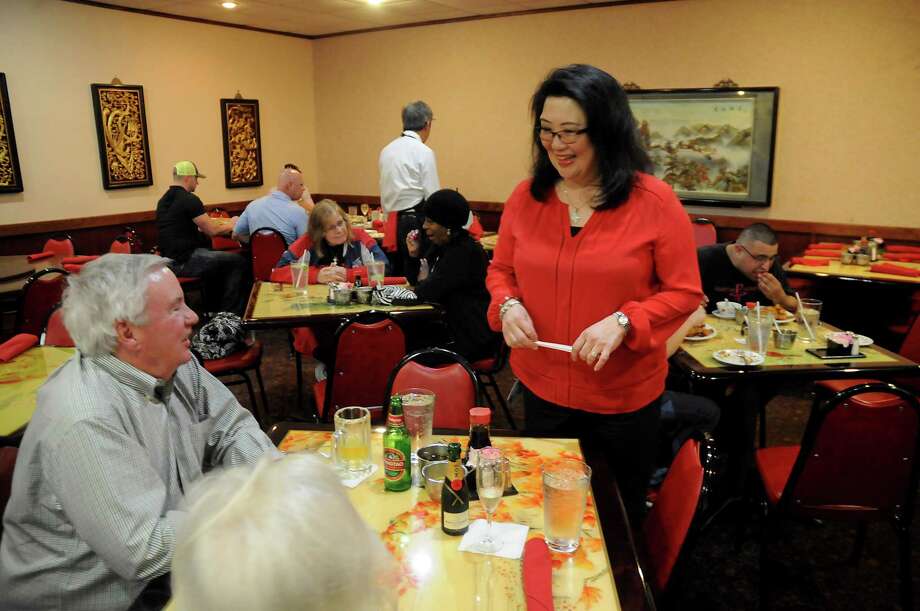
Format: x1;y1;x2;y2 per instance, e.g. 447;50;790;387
254;365;269;426
239;371;261;427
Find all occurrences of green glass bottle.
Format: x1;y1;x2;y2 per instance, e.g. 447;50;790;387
383;395;412;492
441;442;470;535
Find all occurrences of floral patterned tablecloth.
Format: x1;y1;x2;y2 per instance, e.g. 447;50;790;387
0;347;74;435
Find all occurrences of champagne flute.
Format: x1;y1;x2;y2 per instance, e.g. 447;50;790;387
476;450;509;553
360;203;370;217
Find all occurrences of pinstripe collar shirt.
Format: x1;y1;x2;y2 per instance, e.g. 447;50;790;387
0;352;277;610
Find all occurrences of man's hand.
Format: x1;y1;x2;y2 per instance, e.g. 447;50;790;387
572;315;627;372
317;266;346;283
501;303;538;350
756;272;786;303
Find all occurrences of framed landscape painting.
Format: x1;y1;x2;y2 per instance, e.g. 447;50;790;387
90;83;154;189
628;87;779;207
0;73;24;193
220;98;263;189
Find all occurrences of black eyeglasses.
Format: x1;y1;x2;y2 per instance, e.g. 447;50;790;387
736;242;777;265
537;126;588;144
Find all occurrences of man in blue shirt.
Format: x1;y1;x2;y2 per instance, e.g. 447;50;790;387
232;167;310;246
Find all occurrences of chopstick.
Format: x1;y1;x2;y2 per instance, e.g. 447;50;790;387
535;340;573;353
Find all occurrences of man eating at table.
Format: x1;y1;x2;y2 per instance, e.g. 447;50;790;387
697;222;797;312
0;254;276;611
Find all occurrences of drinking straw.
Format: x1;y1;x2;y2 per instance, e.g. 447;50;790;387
795;292;815;340
535;341;573;353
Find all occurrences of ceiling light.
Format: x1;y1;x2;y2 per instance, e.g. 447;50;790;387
367;0;383;5
221;1;238;8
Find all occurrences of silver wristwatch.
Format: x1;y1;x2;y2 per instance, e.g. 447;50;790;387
612;311;631;333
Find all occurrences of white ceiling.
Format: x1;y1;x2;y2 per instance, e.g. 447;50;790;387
85;0;634;38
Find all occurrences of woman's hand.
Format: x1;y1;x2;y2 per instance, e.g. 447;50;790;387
317;265;346;283
572;315;627;371
406;230;420;258
501;303;538;350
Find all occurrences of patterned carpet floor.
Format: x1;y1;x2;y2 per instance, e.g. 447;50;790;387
231;328;918;610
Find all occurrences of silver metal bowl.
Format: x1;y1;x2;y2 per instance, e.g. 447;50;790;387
422;460;470;503
354;286;373;304
333;287;352;305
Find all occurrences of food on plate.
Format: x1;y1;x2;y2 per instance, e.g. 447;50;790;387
687;324;711;338
763;304;794;320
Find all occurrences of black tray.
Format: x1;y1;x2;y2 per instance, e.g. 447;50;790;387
806;348;867;360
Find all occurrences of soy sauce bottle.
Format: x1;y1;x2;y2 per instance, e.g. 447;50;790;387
464;407;492;499
441;442;470;535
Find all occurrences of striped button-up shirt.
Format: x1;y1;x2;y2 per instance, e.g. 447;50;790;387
0;353;277;610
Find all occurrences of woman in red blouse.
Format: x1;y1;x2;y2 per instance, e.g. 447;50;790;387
486;64;702;519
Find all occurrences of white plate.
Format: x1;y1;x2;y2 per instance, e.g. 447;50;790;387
713;349;765;367
711;310;737;320
685;324;718;341
855;334;873;346
774;315;796;324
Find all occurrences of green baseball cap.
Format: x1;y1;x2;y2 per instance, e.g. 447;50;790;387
174;161;206;178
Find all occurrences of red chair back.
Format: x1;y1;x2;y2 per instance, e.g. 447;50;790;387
1;446;18;534
386;348;480;430
42;306;74;347
320;314;406;421
250;227;288;281
898;313;920;363
109;235;132;254
643;438;704;593
691;218;717;247
780;383;919;521
43;235;74;258
16;268;69;336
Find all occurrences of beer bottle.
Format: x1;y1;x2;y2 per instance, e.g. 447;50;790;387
383;395;411;491
441;442;470;535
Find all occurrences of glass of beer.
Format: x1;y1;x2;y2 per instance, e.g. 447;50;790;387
332;406;371;475
542;459;592;553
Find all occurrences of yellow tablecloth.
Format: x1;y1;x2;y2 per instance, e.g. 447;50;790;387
279;430;620;611
248;282;433;320
789;259;920;284
0;346;74;435
680;315;899;368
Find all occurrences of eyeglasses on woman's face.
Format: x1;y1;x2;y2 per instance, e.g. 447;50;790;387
324;218;346;234
537;126;588;145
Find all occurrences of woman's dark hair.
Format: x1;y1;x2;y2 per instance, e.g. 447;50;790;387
530;64;651;209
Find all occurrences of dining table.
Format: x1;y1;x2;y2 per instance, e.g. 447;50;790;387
0;345;74;437
787;259;920;286
0;253;65;300
242;280;438;330
267;422;654;611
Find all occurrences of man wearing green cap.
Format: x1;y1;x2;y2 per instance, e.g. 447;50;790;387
156;161;249;314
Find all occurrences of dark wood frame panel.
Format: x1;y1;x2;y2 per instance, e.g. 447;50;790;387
220;98;263;189
0;73;24;194
90;83;154;190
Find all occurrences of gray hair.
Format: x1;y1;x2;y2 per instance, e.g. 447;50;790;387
172;454;396;611
738;222;778;246
402;100;433;132
61;254;171;356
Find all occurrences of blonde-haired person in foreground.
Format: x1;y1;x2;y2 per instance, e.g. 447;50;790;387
172;453;396;611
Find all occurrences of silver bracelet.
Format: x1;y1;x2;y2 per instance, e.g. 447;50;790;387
499;297;522;320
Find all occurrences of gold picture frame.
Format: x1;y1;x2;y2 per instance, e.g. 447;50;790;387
90;83;153;189
0;73;24;193
220;98;263;188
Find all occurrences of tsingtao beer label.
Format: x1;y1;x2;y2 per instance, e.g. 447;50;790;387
383;447;407;481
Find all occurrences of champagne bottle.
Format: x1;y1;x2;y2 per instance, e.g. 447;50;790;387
383;396;411;492
441;442;470;535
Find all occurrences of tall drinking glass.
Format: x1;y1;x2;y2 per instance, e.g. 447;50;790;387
475;450;509;554
542;459;592;553
798;298;823;342
332;406;371;475
745;312;774;355
401;388;435;467
368;260;386;287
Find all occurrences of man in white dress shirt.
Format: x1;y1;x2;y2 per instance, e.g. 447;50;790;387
378;100;440;275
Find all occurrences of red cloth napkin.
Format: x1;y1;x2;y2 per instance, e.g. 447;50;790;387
26;251;54;262
807;243;845;250
790;257;830;266
883;252;920;262
870;263;919;277
523;537;554;611
803;249;841;258
63;264;84;274
383;276;407;285
0;333;38;362
62;255;99;264
888;245;920;254
371;219;385;230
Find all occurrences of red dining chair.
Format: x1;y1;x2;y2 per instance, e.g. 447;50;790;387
199;342;268;428
43;234;74;258
250;227;288;282
642;437;710;599
109;235;132;254
40;304;73;347
1;446;18;540
691;218;717;247
753;382;920;610
384;347;480;430
469;341;517;429
15;268;69;337
308;312;406;422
